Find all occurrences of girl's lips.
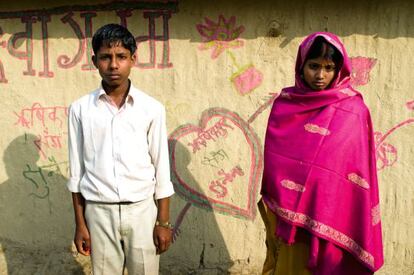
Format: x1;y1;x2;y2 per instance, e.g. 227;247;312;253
313;82;326;87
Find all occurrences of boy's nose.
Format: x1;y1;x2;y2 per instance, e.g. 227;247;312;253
109;58;118;69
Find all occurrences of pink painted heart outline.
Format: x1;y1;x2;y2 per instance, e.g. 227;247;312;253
168;107;263;220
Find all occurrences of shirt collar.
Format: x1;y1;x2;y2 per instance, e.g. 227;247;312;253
128;84;139;105
95;80;136;106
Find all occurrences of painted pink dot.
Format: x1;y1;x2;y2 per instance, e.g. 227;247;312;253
350;57;377;87
232;65;263;95
406;100;414;110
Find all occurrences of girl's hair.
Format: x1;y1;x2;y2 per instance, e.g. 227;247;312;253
92;24;137;55
305;36;343;69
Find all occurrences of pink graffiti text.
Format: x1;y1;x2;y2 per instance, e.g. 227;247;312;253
34;129;67;160
0;6;175;83
209;165;244;198
201;149;228;168
14;103;68;129
188;118;234;153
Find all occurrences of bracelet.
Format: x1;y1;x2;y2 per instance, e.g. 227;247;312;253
155;220;173;229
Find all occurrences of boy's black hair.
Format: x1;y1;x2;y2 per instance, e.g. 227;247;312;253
92;23;137;55
305;36;343;69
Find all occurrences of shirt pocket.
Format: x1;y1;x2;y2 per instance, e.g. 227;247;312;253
119;116;152;166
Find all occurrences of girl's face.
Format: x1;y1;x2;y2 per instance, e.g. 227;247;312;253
302;57;336;90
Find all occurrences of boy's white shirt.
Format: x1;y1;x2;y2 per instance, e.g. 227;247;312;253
67;83;174;202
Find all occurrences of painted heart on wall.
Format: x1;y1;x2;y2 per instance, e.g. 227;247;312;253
169;108;263;220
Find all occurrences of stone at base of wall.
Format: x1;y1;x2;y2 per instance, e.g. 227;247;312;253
160;263;262;275
0;240;89;275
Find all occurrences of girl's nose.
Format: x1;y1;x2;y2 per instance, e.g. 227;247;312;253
315;69;324;78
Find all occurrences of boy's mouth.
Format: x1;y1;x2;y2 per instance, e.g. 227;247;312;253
107;74;121;79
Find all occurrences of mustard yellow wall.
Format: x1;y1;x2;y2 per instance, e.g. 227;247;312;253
0;0;413;274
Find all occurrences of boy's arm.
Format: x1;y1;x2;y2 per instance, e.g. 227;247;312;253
148;104;174;254
67;103;85;193
67;104;90;255
72;192;91;256
148;105;175;199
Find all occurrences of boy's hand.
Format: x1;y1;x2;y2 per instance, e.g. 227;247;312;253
153;225;172;254
74;224;91;256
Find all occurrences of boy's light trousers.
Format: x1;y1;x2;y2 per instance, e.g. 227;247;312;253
85;196;159;275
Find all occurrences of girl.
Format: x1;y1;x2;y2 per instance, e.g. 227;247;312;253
259;32;384;274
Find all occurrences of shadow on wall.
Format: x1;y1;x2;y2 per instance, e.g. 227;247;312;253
0;134;84;274
160;140;233;274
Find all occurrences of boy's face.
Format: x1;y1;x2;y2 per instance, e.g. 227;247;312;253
92;42;136;88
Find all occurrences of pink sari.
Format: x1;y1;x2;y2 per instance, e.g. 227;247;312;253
261;32;384;274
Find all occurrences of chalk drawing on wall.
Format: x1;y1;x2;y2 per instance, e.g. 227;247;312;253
0;26;7;83
350;56;377;87
14;102;68;160
196;15;245;59
169;108;262;219
13;102;69;207
375;117;414;171
406;100;414;110
374;101;414;171
375;132;398;171
0;2;178;83
196;15;263;95
3;133;70;214
23;155;68;210
12;103;69;206
228;51;264;96
170;93;278;241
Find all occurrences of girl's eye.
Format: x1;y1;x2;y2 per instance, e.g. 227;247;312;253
308;63;320;70
307;63;336;72
324;65;336;72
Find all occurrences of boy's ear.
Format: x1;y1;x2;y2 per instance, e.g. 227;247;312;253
92;55;97;68
131;52;137;63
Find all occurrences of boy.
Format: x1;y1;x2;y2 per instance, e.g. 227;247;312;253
67;24;174;274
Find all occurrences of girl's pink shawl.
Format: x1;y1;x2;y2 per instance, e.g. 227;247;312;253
261;32;383;274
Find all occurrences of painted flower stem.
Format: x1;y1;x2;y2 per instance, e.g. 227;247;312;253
376;118;414;147
172;202;192;242
226;50;241;70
